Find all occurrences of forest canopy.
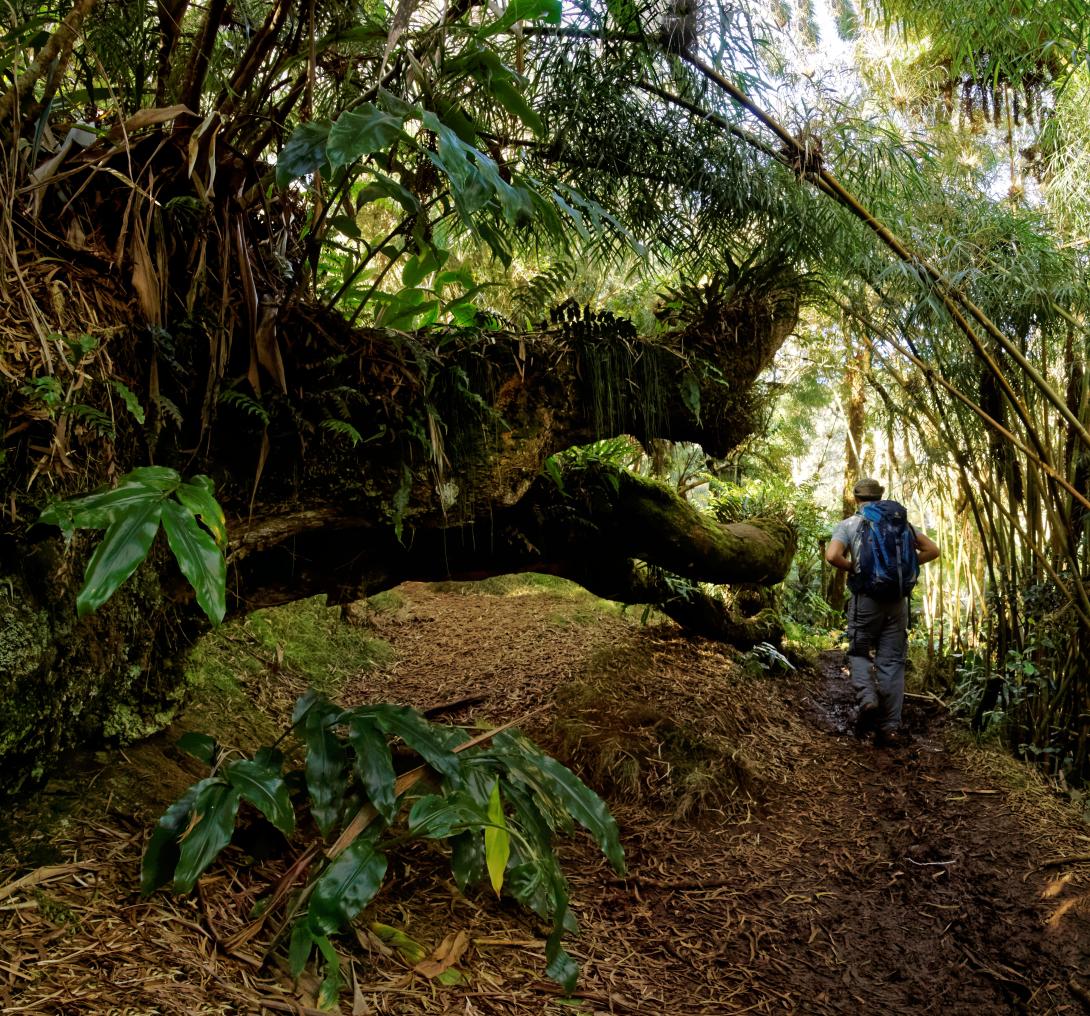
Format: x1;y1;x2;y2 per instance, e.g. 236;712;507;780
0;0;1089;786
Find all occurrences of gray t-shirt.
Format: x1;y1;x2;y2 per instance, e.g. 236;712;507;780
831;513;866;563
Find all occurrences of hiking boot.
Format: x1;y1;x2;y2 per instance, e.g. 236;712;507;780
874;728;911;750
854;701;879;739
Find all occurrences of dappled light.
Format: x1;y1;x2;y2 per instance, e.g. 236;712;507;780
1;0;1090;1010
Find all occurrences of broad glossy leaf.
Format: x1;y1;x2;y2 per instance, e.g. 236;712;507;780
141;777;219;895
479;0;561;37
308;838;388;936
226;758;295;836
76;498;163;616
484;780;510;895
357;171;420;213
546;927;580;992
173;781;242;892
401;244;448;288
347;716;397;824
289;921;314;977
492;732;625;874
408;791;491;838
276;121;331;188
176;732;216;765
491;79;544;137
174;476;227;548
161;499;226;624
327;104;405;168
449;831;485;892
316;933;342;1009
303;706;349;838
40;476;163;533
349;704;463;781
292;689;323;728
127;466;182;490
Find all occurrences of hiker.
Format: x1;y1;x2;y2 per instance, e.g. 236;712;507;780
824;478;940;748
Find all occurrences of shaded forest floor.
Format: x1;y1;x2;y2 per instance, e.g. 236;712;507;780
3;579;1090;1014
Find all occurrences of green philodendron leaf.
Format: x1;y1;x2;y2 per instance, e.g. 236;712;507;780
449;830;485;892
408;791;491;838
348;704;464;782
491;732;625;874
680;372;702;426
173;781;242;893
303;707;349;838
307;838;388;936
160;499;226;624
490;79;544;138
127;466;180;491
141;777;220;896
176;731;217;765
347;717;398;824
357;171;420;213
76;497;163;617
174;476;227;548
39;475;165;533
276;121;331;188
479;0;562;37
289;921;315;978
226;758;295;836
484;780;510;895
327;103;405;168
545;927;580;993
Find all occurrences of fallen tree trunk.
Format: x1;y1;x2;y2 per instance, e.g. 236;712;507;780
0;125;801;792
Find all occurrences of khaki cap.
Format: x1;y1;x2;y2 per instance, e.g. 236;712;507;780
853;477;884;498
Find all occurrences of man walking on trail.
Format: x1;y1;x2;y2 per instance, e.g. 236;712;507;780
825;478;940;748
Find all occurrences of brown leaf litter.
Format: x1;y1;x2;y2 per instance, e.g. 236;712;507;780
3;580;1090;1014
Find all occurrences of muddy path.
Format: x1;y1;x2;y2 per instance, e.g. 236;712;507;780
2;583;1090;1014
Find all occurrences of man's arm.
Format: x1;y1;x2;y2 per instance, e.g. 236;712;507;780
915;530;940;565
825;538;854;573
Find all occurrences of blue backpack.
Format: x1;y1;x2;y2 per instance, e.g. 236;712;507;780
848;500;920;600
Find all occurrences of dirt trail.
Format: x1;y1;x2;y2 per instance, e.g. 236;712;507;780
347;586;1090;1014
3;583;1090;1015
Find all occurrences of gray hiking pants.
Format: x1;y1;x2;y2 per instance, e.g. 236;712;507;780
847;593;909;733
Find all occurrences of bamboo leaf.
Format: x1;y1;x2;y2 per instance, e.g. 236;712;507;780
479;0;561;38
161;499;226;624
